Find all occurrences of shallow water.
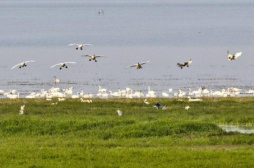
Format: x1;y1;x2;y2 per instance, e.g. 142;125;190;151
0;0;254;95
219;125;254;134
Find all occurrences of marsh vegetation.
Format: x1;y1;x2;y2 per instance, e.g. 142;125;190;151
1;97;254;167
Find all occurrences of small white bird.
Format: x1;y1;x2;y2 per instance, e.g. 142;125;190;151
80;98;92;103
144;99;150;105
54;76;61;85
227;50;242;61
68;43;92;50
188;96;202;102
117;109;122;116
82;54;104;62
11;60;36;69
19;105;25;115
127;61;150;69
51;62;76;70
46;98;52;101
185;105;190;110
58;98;65;102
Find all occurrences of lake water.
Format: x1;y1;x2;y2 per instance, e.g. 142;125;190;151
0;0;254;95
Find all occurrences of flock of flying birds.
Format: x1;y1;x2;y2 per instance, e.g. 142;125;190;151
10;43;243;71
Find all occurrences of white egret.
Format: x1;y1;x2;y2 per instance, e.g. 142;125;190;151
19;105;25;115
144;99;150;105
185;105;190;110
117;109;122;116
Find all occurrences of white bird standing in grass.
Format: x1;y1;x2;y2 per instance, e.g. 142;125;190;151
188;96;202;102
80;98;92;103
58;98;65;102
98;86;107;93
162;92;169;97
11;60;36;69
144;99;150;105
51;62;76;70
117;109;122;116
126;61;150;69
82;54;104;62
68;43;92;50
185;105;190;110
227;50;242;61
19;105;25;115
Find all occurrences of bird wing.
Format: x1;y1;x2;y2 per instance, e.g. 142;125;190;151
51;63;62;68
11;63;21;69
65;62;76;64
94;55;104;58
177;63;184;67
126;64;137;68
68;43;78;46
24;60;36;63
140;61;150;65
234;52;242;58
82;55;92;57
82;44;93;46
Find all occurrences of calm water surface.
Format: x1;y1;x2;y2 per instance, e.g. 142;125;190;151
0;0;254;95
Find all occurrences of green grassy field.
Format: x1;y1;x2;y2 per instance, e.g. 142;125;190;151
1;97;254;167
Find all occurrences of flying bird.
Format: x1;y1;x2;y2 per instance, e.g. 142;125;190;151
127;61;150;69
51;62;76;70
82;54;104;62
11;60;35;69
227;50;242;61
68;43;92;50
185;105;190;110
177;59;192;69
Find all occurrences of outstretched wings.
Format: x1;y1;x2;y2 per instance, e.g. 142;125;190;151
68;43;93;46
126;61;149;68
24;60;35;63
83;55;104;58
234;52;242;58
227;51;242;60
51;62;76;68
51;63;62;68
11;60;36;69
11;63;22;69
139;61;150;65
127;64;138;68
